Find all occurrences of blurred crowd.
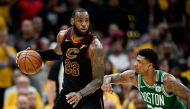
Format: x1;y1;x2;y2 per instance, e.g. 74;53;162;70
0;0;190;109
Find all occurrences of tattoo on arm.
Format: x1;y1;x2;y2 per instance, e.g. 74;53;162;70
109;70;137;84
164;74;190;106
109;73;124;83
54;30;67;55
79;39;104;97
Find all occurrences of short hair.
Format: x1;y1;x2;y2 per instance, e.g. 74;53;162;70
71;8;88;18
137;48;158;68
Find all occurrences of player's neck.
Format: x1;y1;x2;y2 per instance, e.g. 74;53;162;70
72;32;85;43
142;69;156;86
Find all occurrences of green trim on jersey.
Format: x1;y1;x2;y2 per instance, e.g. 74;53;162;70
138;70;187;109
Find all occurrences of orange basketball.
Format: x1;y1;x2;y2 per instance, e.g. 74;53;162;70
17;50;42;75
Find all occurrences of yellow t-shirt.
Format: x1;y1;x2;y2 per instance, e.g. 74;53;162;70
0;0;15;23
0;46;16;88
43;104;51;109
134;42;153;54
4;105;17;109
3;90;43;109
181;70;190;81
0;16;8;32
158;0;169;11
123;99;136;109
104;92;122;109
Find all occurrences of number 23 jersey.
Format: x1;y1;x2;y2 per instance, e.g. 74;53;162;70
61;28;97;93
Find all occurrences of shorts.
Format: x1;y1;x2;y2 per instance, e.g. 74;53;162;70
53;89;104;109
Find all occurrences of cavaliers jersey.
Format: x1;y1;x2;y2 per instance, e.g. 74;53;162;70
61;28;103;98
138;70;186;109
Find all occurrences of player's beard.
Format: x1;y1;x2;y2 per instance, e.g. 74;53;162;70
73;25;89;37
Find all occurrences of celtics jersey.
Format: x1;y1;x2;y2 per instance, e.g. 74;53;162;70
138;70;186;109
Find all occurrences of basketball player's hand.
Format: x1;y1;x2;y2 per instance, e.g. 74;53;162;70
16;52;23;65
16;47;32;65
101;75;113;93
66;92;82;108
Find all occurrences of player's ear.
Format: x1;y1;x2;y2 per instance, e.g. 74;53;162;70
149;63;153;68
70;18;74;25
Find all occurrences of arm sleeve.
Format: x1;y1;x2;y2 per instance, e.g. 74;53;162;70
36;49;62;61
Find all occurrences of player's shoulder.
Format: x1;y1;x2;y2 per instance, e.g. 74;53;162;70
163;73;176;83
88;37;104;59
89;38;103;49
57;28;70;43
59;28;69;36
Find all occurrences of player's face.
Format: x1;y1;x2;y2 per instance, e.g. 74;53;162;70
134;55;151;75
72;12;90;36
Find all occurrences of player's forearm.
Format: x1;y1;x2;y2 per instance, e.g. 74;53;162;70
108;73;125;84
79;78;103;98
107;70;136;84
79;61;104;97
79;46;104;97
36;49;62;60
47;81;56;107
47;93;55;107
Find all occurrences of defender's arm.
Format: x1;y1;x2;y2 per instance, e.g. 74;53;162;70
106;70;137;84
102;70;137;93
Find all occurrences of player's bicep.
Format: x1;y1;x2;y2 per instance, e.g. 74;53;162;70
89;39;104;80
164;74;190;99
54;31;66;55
47;80;56;88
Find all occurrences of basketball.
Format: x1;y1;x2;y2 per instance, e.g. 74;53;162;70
17;50;42;75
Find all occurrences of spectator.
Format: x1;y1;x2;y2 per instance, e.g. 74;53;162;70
3;75;43;109
104;99;117;109
0;31;16;109
27;92;37;109
108;39;130;73
17;95;30;109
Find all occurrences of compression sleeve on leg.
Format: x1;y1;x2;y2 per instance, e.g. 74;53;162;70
36;49;62;61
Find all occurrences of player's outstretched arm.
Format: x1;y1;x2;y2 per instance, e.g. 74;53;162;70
106;70;137;84
164;74;190;107
102;70;137;92
16;30;67;62
36;30;67;61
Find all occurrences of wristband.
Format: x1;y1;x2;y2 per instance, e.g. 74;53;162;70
79;92;83;98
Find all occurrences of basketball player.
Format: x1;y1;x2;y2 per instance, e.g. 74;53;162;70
102;48;190;109
16;8;104;109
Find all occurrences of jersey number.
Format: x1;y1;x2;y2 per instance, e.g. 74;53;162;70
65;59;79;76
147;105;163;109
